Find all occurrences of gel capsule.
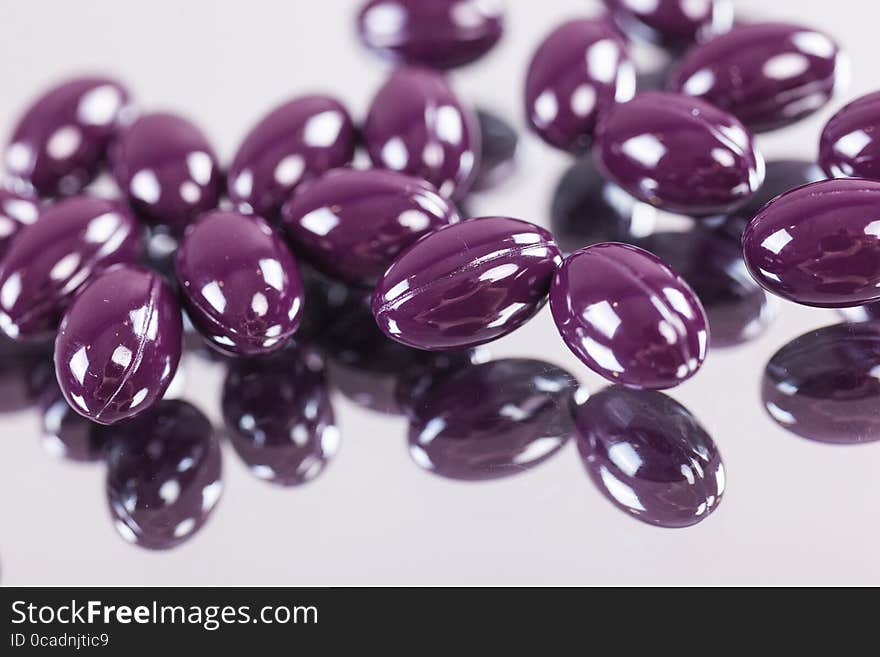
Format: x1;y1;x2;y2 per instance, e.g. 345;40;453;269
550;242;708;389
372;216;561;350
602;0;733;49
742;179;880;307
55;264;183;425
819;91;880;180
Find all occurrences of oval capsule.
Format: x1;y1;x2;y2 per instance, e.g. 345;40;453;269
363;67;480;200
742;179;880;307
550;242;708;389
175;210;304;356
54;264;183;425
372;216;562;350
602;0;733;49
228;95;356;219
5;76;131;197
525;18;634;152
281;168;460;286
0;188;40;257
669;23;847;132
819;91;880;180
111;112;222;235
0;196;142;342
594;91;764;215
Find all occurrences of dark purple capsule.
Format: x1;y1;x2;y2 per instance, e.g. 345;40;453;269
525;19;634;153
575;385;725;528
0;337;53;413
176;210;304;356
372;216;561;351
5;76;131;197
409;359;576;481
819;91;880;180
594;92;764;215
228;96;356;219
41;386;108;462
0;189;40;258
222;348;338;486
281;168;460;286
363;67;480;200
669;23;847;133
111;112;222;235
357;0;504;70
550;242;708;389
470;110;518;192
603;0;733;49
105;400;222;550
762;322;880;445
742;179;880;308
0;196;142;342
54;265;183;425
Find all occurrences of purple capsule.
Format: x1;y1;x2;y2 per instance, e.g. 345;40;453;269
550;242;708;389
819;91;880;180
575;386;725;528
0;188;40;258
5;76;131;197
105;400;222;550
471;110;518;192
594;91;764;215
357;0;504;70
742;179;880;308
363;67;480;200
669;23;847;133
111;112;222;235
0;196;142;342
228;96;356;219
175;210;304;356
372;216;561;351
409;359;576;481
525;19;634;153
603;0;732;49
281;168;460;286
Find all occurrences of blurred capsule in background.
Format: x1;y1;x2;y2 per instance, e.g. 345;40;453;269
0;189;40;258
40;384;108;463
819;91;880;180
762;322;880;445
469;110;519;193
602;0;733;50
105;400;222;550
574;386;725;528
0;337;54;414
408;359;577;481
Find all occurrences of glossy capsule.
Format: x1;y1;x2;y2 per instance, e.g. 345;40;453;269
602;0;733;49
111;112;222;235
550;242;708;389
372;216;561;351
363;67;480;200
575;386;725;528
669;23;847;132
281;168;460;286
176;210;304;356
819;91;880;180
357;0;504;70
228;95;356;219
742;179;880;307
525;19;634;153
105;400;222;550
54;265;182;425
0;196;142;342
0;188;40;257
5;76;131;197
594;91;764;215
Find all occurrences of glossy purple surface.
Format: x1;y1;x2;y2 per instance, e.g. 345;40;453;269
525;19;634;153
742;179;880;308
54;265;182;425
372;216;562;351
228;96;356;219
281;168;460;286
819;91;880;180
550;242;708;389
594;91;764;215
575;386;725;528
408;359;576;481
603;0;733;48
5;76;130;197
762;322;880;444
471;110;518;192
223;348;338;486
669;23;846;132
363;67;480;200
0;188;40;257
105;400;222;550
176;210;304;356
0;196;142;342
111;112;222;235
357;0;504;70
